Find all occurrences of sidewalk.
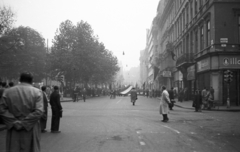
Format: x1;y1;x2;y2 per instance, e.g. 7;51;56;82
174;100;240;112
0;97;82;131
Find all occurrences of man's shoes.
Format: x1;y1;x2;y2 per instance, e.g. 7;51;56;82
41;130;47;133
51;130;61;133
161;119;169;122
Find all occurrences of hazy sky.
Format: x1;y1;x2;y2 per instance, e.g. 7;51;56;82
0;0;159;69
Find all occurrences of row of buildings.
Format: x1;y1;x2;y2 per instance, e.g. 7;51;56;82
140;0;240;105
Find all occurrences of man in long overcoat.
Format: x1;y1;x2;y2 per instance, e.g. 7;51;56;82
50;86;62;133
130;87;138;106
0;73;43;152
159;86;171;122
40;86;49;133
193;89;202;112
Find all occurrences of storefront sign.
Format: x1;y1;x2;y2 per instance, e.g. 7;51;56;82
220;38;228;43
220;56;240;68
174;71;183;81
187;65;195;80
197;58;210;72
162;71;171;77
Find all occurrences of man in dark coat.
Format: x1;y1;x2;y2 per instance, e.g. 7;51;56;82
168;87;175;110
50;86;62;133
130;87;138;106
40;86;49;133
194;89;202;112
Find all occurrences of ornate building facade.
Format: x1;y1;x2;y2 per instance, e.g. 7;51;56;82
154;0;240;105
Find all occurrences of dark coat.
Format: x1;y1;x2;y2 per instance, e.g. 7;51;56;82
40;92;48;130
131;90;137;100
194;92;202;109
50;91;62;116
168;90;174;100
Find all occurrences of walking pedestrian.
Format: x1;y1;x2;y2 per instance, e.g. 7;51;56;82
159;86;171;122
130;87;138;106
40;86;49;133
0;72;43;152
50;86;63;133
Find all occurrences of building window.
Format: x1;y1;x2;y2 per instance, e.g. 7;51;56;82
195;0;198;15
200;0;203;8
238;15;240;43
190;0;193;20
186;35;189;54
186;5;189;25
180;14;182;34
200;26;204;50
195;29;198;53
183;11;185;31
207;20;211;46
190;31;194;53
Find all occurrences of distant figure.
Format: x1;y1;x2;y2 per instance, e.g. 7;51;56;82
8;82;14;87
159;86;171;122
82;88;87;102
168;87;175;110
178;88;184;102
193;89;202;112
146;89;149;98
130;87;138;106
0;72;43;152
201;87;208;109
50;86;62;133
210;87;215;100
41;86;49;133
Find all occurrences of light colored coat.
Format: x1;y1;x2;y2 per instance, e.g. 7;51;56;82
159;90;170;114
0;83;43;152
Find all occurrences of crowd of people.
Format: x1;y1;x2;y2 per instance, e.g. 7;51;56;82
0;73;63;152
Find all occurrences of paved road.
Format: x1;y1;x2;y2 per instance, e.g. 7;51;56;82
0;96;240;152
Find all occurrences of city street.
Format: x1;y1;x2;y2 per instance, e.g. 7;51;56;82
0;96;240;152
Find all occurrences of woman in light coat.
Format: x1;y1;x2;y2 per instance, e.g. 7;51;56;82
159;86;171;122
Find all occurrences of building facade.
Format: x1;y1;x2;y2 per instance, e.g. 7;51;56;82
155;0;240;105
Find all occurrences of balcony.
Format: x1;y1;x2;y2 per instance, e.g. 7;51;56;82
176;53;194;67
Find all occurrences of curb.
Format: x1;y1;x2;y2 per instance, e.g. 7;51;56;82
175;104;240;112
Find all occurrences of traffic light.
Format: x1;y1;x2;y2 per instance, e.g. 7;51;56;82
224;70;233;83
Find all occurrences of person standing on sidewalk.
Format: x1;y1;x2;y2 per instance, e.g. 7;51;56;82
201;87;208;109
168;87;175;110
178;88;184;102
0;72;43;152
159;86;171;122
40;86;49;133
50;86;63;133
193;89;202;112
